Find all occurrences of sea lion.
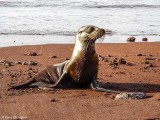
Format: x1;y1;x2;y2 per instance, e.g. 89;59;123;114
9;25;105;89
9;25;146;98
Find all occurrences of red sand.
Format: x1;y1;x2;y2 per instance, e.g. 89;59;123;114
0;42;160;120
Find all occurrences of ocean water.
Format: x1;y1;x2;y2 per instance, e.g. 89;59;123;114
0;0;160;47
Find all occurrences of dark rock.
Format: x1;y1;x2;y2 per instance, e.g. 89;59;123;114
127;37;136;42
126;62;134;66
15;61;22;64
148;54;154;57
144;61;150;64
22;62;28;65
106;75;112;77
107;55;112;57
98;55;108;62
103;58;108;62
142;37;148;41
119;58;126;64
137;53;143;56
147;63;154;67
110;61;118;66
28;67;33;70
139;67;144;70
51;55;57;58
0;60;12;66
4;61;12;66
50;99;57;102
98;55;104;61
114;57;118;60
28;61;38;66
109;62;118;67
27;52;38;56
145;57;156;60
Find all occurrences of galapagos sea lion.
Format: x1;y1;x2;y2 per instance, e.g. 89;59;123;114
9;25;146;98
10;25;104;89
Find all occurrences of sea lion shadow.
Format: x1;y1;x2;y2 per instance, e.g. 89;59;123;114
98;82;160;93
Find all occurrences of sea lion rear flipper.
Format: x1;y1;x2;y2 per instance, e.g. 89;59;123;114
9;60;70;89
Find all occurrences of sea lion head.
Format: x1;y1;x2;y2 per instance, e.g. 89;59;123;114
76;25;105;45
71;25;105;59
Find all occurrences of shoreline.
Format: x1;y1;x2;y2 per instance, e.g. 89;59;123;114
0;35;160;47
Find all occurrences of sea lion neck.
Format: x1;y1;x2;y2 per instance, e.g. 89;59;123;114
70;37;96;60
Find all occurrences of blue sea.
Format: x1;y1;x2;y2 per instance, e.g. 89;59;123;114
0;0;160;47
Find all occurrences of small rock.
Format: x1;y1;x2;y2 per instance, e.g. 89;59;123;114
98;55;104;61
155;58;160;61
107;55;112;57
127;37;136;42
144;61;150;64
28;67;33;70
146;63;154;67
137;53;143;56
114;57;118;60
139;67;144;70
119;58;126;64
51;55;57;58
148;54;154;57
15;61;22;64
98;55;108;62
0;60;12;66
103;59;108;62
4;61;12;66
126;62;134;66
142;37;148;41
28;61;38;66
145;57;156;60
26;52;38;56
110;61;118;66
115;92;146;100
50;99;56;102
22;62;28;65
106;75;112;77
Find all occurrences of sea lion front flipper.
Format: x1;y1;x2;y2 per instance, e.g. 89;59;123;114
90;75;120;93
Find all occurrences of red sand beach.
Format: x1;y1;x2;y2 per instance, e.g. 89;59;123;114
0;42;160;120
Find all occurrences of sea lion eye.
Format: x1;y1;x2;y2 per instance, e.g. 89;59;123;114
78;31;82;34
